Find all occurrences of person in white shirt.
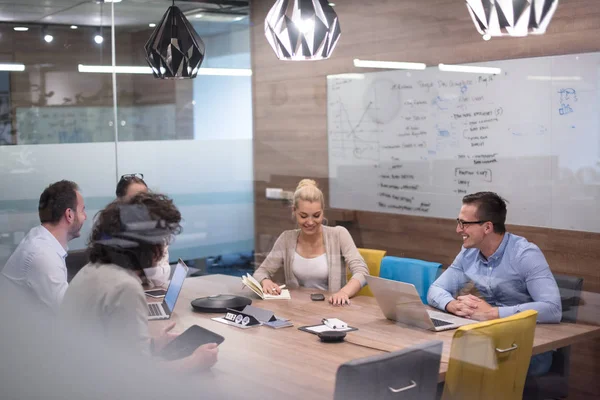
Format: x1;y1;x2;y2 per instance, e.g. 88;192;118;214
116;173;170;288
2;180;87;313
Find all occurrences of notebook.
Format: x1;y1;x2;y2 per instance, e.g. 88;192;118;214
241;274;291;300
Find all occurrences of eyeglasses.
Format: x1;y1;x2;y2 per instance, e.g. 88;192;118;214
120;173;144;181
456;218;486;229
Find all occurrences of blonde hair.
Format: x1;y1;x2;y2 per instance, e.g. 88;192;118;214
293;179;324;210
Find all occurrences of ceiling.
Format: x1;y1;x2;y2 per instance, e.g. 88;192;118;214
0;0;250;35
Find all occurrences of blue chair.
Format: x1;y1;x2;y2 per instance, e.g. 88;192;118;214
379;256;442;303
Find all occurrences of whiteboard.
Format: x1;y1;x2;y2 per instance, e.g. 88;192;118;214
327;52;600;232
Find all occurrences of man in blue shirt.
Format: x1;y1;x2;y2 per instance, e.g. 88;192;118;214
427;192;561;376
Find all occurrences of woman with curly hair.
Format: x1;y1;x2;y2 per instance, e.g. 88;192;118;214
60;192;218;371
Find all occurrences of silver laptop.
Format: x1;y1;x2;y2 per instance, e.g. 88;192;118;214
366;275;476;331
148;259;188;321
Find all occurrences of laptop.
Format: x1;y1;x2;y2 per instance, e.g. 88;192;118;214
366;275;476;331
148;259;189;321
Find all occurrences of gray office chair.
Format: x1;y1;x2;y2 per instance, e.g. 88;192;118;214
334;340;443;400
65;249;89;282
523;273;584;400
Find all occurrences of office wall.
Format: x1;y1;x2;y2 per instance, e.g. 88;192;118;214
250;0;600;398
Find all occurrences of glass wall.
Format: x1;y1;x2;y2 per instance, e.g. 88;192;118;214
0;1;253;271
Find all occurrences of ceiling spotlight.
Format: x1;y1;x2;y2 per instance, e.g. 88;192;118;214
195;14;204;18
70;25;78;29
104;0;123;2
234;16;244;21
265;0;341;61
94;28;104;44
13;27;29;32
328;2;336;5
42;26;53;43
149;23;156;27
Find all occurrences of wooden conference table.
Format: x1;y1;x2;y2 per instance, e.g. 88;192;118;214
148;274;600;400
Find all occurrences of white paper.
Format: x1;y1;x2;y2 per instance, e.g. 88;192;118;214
305;324;353;333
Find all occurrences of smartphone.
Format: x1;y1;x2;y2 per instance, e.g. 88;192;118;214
145;289;167;298
311;293;325;301
159;325;225;361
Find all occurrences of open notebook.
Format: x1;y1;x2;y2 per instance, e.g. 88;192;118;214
241;274;291;300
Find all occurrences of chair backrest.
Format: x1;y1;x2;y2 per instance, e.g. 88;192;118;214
553;273;583;323
549;273;584;377
65;249;90;282
442;310;538;400
350;248;386;297
379;256;442;303
335;340;443;400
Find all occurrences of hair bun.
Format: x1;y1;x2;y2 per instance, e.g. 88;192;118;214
296;179;317;191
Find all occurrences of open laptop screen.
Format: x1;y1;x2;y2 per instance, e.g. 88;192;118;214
164;261;187;312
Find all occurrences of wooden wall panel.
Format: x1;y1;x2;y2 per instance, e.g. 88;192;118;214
251;0;600;398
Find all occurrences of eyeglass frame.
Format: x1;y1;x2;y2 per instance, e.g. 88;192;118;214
120;173;144;181
456;218;487;229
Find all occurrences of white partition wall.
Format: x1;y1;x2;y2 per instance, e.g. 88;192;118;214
0;11;254;266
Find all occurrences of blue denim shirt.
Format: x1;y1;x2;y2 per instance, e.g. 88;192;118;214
427;233;562;323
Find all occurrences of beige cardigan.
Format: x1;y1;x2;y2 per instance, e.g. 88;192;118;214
253;225;369;293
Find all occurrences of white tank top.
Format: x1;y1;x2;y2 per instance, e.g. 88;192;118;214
292;252;329;290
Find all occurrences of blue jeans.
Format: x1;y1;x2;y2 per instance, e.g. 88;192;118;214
527;351;553;376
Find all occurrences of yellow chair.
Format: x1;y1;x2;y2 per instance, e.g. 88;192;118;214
348;248;386;297
442;310;538;400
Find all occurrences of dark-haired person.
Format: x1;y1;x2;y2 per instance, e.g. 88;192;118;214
2;180;86;313
60;192;218;371
116;173;148;201
427;191;561;376
115;173;169;288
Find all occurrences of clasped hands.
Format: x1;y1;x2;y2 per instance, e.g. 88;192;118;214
261;279;351;306
446;294;499;321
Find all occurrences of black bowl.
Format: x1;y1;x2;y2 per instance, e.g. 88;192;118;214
191;294;252;313
317;330;346;343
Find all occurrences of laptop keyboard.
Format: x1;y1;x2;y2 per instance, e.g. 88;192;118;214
431;318;453;327
148;303;163;317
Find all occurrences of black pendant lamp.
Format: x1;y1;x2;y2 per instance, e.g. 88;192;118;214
144;0;205;79
466;0;559;38
265;0;341;61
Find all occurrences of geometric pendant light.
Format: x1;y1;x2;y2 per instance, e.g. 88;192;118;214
265;0;341;61
466;0;559;38
144;0;205;79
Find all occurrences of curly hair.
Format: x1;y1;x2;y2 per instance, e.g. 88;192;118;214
88;192;182;271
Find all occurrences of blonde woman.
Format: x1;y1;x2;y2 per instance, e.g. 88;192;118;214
253;179;369;305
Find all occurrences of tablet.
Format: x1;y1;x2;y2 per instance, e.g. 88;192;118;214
158;325;225;361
